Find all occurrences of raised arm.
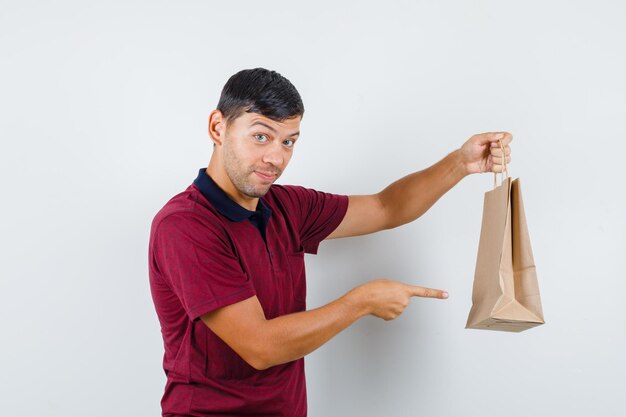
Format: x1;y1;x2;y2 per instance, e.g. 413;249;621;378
326;132;512;239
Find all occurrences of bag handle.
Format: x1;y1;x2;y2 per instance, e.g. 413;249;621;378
492;139;509;189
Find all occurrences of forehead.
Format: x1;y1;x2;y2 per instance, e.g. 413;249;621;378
232;112;301;133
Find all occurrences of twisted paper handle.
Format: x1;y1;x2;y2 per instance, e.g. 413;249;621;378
493;139;509;189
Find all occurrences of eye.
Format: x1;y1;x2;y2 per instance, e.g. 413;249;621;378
283;139;295;148
254;134;269;143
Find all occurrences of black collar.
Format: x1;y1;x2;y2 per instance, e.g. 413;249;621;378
193;168;272;223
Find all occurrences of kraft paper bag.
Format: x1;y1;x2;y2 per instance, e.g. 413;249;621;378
466;154;544;332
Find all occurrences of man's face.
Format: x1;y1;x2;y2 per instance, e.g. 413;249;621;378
221;112;301;199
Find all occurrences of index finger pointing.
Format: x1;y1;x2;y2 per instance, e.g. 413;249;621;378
407;285;449;299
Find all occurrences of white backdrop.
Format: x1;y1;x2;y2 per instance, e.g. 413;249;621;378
1;1;625;416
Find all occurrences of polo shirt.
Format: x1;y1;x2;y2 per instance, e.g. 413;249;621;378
149;169;349;417
192;169;273;241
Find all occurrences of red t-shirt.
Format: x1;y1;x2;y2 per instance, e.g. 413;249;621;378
149;170;349;416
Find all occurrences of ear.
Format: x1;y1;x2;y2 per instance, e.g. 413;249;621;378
208;109;226;146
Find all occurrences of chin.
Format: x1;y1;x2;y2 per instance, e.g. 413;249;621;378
241;184;272;199
256;186;273;197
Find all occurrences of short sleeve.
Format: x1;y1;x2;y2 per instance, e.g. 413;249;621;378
278;185;349;254
152;212;256;320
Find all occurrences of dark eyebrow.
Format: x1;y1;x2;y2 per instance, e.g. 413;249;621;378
249;121;300;138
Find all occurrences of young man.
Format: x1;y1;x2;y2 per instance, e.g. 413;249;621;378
149;68;512;416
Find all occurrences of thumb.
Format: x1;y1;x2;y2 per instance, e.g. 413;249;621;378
474;132;505;146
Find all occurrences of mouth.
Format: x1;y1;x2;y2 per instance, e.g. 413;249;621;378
254;171;277;182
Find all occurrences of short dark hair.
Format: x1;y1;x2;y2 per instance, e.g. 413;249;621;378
216;68;304;125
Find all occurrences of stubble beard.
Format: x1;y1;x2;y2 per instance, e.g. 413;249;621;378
222;138;280;199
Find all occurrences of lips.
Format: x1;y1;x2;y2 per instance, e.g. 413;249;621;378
255;171;276;181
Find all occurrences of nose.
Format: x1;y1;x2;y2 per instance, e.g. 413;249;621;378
262;142;285;169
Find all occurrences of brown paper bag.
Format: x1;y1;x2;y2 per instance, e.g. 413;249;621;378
466;151;544;332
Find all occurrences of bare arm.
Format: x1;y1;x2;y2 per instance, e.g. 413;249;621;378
377;148;466;229
201;279;448;370
326;132;512;239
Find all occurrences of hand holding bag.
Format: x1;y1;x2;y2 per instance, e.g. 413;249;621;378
466;141;545;332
